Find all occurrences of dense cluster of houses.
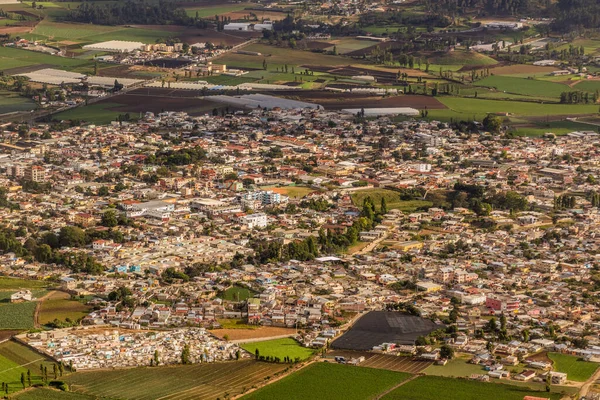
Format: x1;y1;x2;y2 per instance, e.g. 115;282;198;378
1;107;600;382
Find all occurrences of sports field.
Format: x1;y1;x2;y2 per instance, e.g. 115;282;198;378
351;189;432;212
380;376;562;400
218;285;257;302
242;363;411;400
240;338;315;361
66;360;286;400
548;352;599;382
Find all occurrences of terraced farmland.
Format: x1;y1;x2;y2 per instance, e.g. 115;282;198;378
66;360;286;400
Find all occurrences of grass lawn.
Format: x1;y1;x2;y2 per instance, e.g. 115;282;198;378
351;188;432;212
474;76;568;98
0;277;47;290
240;338;315;361
242;363;410;400
38;291;91;325
424;357;485;377
381;376;561;400
218;285;256;302
548;352;599;382
15;388;95;400
216;319;258;330
0;341;59;395
52;103;124;124
66;360;286;400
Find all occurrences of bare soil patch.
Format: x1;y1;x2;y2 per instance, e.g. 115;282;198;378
211;327;297;341
488;64;557;75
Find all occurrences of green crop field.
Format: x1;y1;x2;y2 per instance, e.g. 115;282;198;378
66;360;286;400
428;50;498;66
351;188;432;212
0;341;59;395
0;92;37;114
217;44;362;69
0;47;91;72
184;4;252;18
218;285;257;302
429;97;600;121
0;302;36;330
39;291;91;325
262;186;316;199
52;103;125;125
474;76;569;98
31;20;121;40
325;39;374;54
573;80;600;92
242;363;410;400
0;277;47;290
548;352;599;382
15;388;95;400
424;357;486;377
380;376;561;400
240;338;315;361
204;74;258;86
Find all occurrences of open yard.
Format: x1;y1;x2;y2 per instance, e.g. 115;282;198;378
0;340;59;395
212;327;297;341
380;376;561;400
66;360;286;400
351;188;432;212
548;352;599;382
38;291;91;326
242;362;410;400
240;338;315;361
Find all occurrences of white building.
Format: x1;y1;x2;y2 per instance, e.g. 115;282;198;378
240;213;268;229
224;23;251;31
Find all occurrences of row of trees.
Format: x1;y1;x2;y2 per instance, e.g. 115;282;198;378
559;90;598;104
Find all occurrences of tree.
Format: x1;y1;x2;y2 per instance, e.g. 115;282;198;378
483;114;502;134
101;210;118;227
440;344;454;360
181;344;190;364
154;350;160;366
59;226;86;247
53;364;58;379
255;348;259;359
380;197;388;215
98;186;110;196
20;372;25;389
27;369;31;387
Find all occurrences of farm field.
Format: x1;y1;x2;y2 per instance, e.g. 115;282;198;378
380;376;562;400
474;76;569;98
217;44;366;70
0;277;47;290
573;79;600;92
38;291;91;326
0;46;92;72
240;338;315;361
15;388;95;400
430;97;600;122
218;285;257;302
242;363;411;400
52;103;126;124
0;301;37;330
351;188;432;212
428;50;498;66
548;352;599;382
66;360;286;400
263;186;316;199
212;327;297;341
184;3;252;18
0;340;59;395
327;351;431;374
325;39;374;55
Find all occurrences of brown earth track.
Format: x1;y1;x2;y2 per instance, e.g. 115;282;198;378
211;327;297;341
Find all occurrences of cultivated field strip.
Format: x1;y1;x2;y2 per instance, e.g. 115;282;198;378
67;361;286;400
361;354;431;374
